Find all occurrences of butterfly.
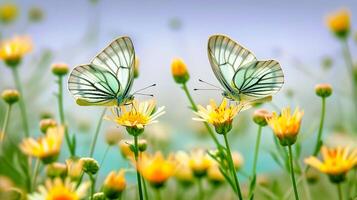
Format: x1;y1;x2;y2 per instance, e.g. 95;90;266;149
207;34;284;103
68;36;135;106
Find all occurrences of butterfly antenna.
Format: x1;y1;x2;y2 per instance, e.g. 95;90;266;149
133;84;156;94
193;88;222;91
135;93;154;97
198;79;221;89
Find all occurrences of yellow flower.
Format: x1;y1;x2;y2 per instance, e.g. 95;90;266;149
194;99;244;134
326;8;351;39
108;100;165;136
0;3;18;24
103;170;126;199
304;146;357;183
266;107;303;146
171;58;189;84
174;151;194;185
0;35;32;67
207;163;225;185
20;126;64;163
138;152;175;188
188;149;213;177
66;159;83;181
28;178;89;200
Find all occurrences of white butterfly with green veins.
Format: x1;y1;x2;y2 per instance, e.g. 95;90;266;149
207;34;284;103
68;36;135;106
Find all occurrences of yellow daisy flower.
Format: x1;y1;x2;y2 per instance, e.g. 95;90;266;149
174;151;194;185
138;152;175;188
171;58;189;84
0;35;32;67
193;98;244;134
305;146;357;183
188;149;214;177
108;100;165;136
28;178;89;200
20;126;64;163
266;107;304;146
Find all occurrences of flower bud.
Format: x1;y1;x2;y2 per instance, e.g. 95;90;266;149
103;170;126;199
39;118;57;133
232;151;244;171
134;57;139;79
315;83;332;98
105;127;123;146
66;159;83;181
92;192;106;200
28;7;43;22
0;4;18;24
51;63;69;76
252;109;270;126
80;157;99;175
326;8;350;39
171;58;189;84
1;89;19;105
138;139;148;152
46;162;67;178
118;140;134;159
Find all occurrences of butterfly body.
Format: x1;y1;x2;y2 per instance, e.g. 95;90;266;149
207;34;284;103
68;36;136;107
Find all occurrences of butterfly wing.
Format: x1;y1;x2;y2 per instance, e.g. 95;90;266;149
233;60;284;101
68;64;119;106
68;36;135;106
207;34;257;94
91;36;135;99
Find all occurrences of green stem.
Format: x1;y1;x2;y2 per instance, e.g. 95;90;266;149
57;76;74;156
337;183;343;200
1;104;12;143
288;145;300;200
99;145;110;167
11;68;30;137
156;188;162;200
31;158;40;192
134;135;144;200
198;178;204;200
248;125;263;199
223;134;243;200
142;176;149;200
181;83;220;148
312;97;326;156
89;108;107;157
89;174;96;199
341;39;357;124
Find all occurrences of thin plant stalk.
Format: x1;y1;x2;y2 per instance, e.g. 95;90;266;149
57;76;74;156
312;97;326;156
223;134;243;200
197;178;204;200
337;184;343;200
156;188;162;200
341;39;357;121
31;158;40;192
89;174;96;199
11;68;30;137
88;108;107;157
142;176;149;200
1;104;12;143
288;145;300;200
181;83;220;147
248;125;263;199
134;135;144;200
